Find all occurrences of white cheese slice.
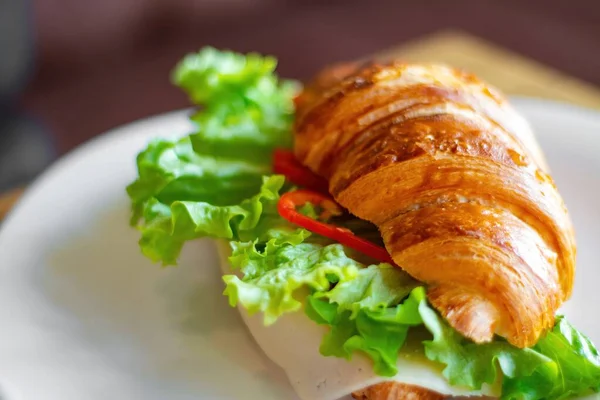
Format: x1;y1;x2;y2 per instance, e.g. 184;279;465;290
216;240;500;399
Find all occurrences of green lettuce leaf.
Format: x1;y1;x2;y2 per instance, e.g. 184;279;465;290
224;227;421;376
306;287;426;376
137;175;286;265
173;47;299;162
223;241;362;325
128;47;299;264
421;302;600;398
127;137;268;223
310;278;600;398
173;47;281;105
227;227;312;279
502;317;600;399
419;300;551;390
224;226;600;398
314;264;418;317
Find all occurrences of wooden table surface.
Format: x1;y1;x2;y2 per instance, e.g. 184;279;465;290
2;30;600;221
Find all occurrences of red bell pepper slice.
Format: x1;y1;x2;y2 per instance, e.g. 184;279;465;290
277;189;395;265
272;149;329;194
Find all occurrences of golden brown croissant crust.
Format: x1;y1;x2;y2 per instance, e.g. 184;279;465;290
352;381;495;400
294;61;576;348
352;382;445;400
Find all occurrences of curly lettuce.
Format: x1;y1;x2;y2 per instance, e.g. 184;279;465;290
502;317;600;399
226;233;600;399
306;286;424;376
225;241;360;324
128;48;298;264
127;136;269;224
174;47;299;162
135;175;287;265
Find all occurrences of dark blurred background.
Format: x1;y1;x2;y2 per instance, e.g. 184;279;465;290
1;0;599;190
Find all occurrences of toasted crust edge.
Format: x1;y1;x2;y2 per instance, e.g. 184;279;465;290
352;382;445;400
352;382;495;400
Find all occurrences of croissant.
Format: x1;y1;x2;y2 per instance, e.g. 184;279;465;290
293;61;576;348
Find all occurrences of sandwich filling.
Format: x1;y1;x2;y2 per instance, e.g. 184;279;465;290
127;48;600;399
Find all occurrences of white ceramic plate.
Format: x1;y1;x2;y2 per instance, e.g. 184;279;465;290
0;98;599;400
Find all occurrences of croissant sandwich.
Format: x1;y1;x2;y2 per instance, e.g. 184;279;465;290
128;48;600;400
